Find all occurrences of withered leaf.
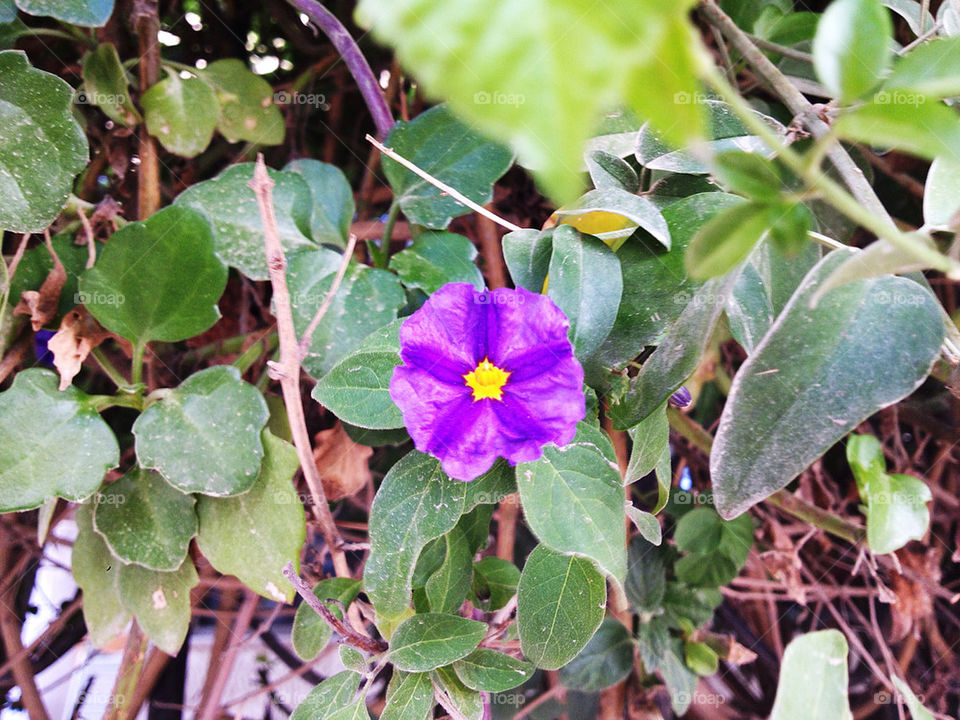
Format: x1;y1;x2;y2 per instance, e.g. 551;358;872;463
14;239;66;331
48;307;112;390
313;421;372;501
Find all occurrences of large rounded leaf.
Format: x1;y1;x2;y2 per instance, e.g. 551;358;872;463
200;59;284;145
134;365;269;496
389;613;486;673
78;205;227;344
0;369;118;512
142;72;219;157
15;0;113;26
284;159;355;247
712;251;943;518
812;0;892;102
175;163;315;280
93;467;196;571
0;50;88;232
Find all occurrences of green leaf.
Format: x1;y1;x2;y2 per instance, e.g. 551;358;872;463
389;613;486;673
812;0;892;101
558;618;634;691
625;535;667;613
200;58;284;145
586;192;743;375
661;637;699;715
586;150;639;193
142;71;219;157
326;697;370;720
711;151;783;202
517;432;627;585
339;644;365;673
174;162;315;281
291;671;363;720
726;240;821;353
712;251;943;519
552;188;670;250
0;50;88;232
284;159;356;248
626;505;662;545
93;468;196;571
365;451;512;623
833;98;960;161
381;105;513;229
610;274;736;430
770;630;853;720
134;365;269;496
471;557;520;611
846;434;931;554
626;403;668;482
356;2;701;203
882;0;935;36
891;676;935;720
811;238;936;305
546;225;623;359
675;507;723;553
389;231;484;293
432;666;484;720
81;43;139;126
685;641;719;676
195;430;306;601
424;527;472;613
516;544;606;670
886;37;960;98
312;319;403;429
0;1;14;22
502;228;552;292
14;0;112;25
291;577;362;661
923;156;960;229
635;100;785;174
636;617;669;671
288;247;406;378
454;649;534;692
79;205;227;344
381;672;434;720
0;369;118;512
685;199;771;280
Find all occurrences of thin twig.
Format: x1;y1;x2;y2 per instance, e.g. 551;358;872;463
77;206;97;269
249;155;349;576
366;134;524;233
102;621;147;720
195;591;258;720
434;684;471;720
284;0;394;138
282;562;388;654
298;233;358;357
6;233;31;279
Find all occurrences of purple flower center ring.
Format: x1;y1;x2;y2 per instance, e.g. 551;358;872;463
389;282;586;481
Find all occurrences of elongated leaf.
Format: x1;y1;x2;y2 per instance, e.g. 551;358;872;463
196;431;305;601
586;150;639;193
626;403;668;482
200;58;284;145
291;671;363;720
291;577;362;661
432;666;484;720
284;159;355;248
471;556;520;611
883;0;935;36
812;0;892;101
389;231;484;293
389;613;486;673
79;205;227;344
546;225;623;359
357;2;702;202
517;432;627;584
0;369;118;512
502;228;552;292
770;630;853;720
559;618;634;691
923;156;960;229
454;649;534;692
134;365;269;496
311;319;403;429
175;163;315;281
93;468;196;571
686;200;777;280
610;274;736;430
381;105;512;229
382;672;434;720
886;37;960;97
712;251;943;518
552;188;670;249
424;527;472;613
288;247;406;378
15;0;113;26
626;535;667;613
81;43;139;126
891;676;935;720
0;50;88;232
517;544;606;670
833;99;960;161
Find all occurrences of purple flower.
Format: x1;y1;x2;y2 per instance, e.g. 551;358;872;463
390;283;585;481
669;386;692;409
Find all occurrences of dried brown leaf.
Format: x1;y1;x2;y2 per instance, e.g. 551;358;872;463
47;307;112;390
13;240;65;331
889;547;941;642
313;421;372;502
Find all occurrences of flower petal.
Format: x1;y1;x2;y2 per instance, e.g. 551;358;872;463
487;288;572;371
398;283;484;372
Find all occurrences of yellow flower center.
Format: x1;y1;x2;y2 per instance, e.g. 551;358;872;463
463;358;511;401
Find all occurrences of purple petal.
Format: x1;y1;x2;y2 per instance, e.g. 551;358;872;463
486;288;572;369
398;283;483;372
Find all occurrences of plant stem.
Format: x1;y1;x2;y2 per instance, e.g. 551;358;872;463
665;408;865;544
133;0;161;220
131;340;146;387
102;621;147;720
284;0;394;138
91;347;132;389
369;202;398;269
90;393;145;412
